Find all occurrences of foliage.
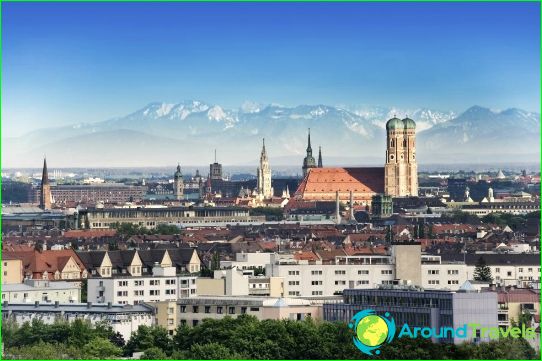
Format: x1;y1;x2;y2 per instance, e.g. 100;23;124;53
473;256;493;282
3;315;538;360
481;211;538;231
110;222;181;237
441;210;481;225
249;207;284;220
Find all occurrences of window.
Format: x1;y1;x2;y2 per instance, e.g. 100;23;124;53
168;319;174;326
134;280;144;286
150;290;160;296
528;268;533;272
241;307;247;314
165;289;176;295
335;270;346;275
311;281;322;286
205;306;211;314
180;319;187;325
495;268;500;273
381;270;393;275
228;307;235;315
448;280;459;285
166;279;176;285
117;291;128;297
519;268;524;273
217;306;223;314
134;290;144;296
288;281;299;286
358;270;369;275
288;270;300;276
357;280;369;285
180;305;186;313
427;270;439;275
250;307;260;311
447;270;459;275
311;270;322;275
192;320;199;327
118;281;128;287
335;281;346;285
428;280;440;285
288;291;300;296
150;280;160;286
507;271;512;277
168;307;174;314
311;291;323;296
193;306;199;313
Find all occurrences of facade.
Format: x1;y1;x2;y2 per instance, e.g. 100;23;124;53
256;139;273;199
78;206;265;229
39;157;53;209
173;164;185;200
497;288;540;328
318;146;323;168
220;252;277;271
371;194;393;218
1;279;81;303
33;183;148;205
197;268;284;297
459;201;540;216
324;288;498;344
158;296;322;328
384;117;418;197
302;129;317;177
209;151;223;180
2;258;23;284
2;302;154;341
80;248;201;304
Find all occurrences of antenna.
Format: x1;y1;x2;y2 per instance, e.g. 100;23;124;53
214;149;217;163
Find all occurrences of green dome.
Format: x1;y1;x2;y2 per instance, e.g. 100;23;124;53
403;117;416;129
174;164;183;178
386;117;403;131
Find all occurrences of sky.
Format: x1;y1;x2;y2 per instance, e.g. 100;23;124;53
2;1;540;137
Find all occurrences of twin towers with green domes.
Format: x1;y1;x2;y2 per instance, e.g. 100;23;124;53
384;116;418;197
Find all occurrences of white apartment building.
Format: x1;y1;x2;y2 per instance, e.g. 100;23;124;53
1;279;81;303
2;302;154;341
87;268;197;305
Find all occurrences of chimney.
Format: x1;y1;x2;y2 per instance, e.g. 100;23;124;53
335;191;341;224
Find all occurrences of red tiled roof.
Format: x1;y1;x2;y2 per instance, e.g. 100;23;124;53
294;251;319;261
295;167;384;201
63;229;117;238
3;249;87;279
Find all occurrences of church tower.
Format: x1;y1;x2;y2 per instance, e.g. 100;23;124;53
173;164;184;200
39;157;52;210
302;129;317;177
384;117;418;197
318;146;323;168
257;138;272;198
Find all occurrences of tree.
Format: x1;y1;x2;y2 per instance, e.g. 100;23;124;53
189;342;242;359
81;337;122;359
473;256;493;282
142;347;168;359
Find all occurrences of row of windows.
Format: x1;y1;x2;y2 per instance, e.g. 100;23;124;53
180;305;260;314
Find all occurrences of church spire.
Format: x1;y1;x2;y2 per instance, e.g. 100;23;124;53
306;128;312;155
39;157;52;210
318;146;323;168
41;157;49;185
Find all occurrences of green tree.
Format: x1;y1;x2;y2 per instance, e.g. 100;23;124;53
473;256;493;282
142;347;168;359
81;337;122;359
190;342;242;359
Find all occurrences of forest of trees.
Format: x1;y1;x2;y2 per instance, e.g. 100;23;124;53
3;315;538;360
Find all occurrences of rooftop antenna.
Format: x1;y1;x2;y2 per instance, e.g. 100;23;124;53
214;149;217;163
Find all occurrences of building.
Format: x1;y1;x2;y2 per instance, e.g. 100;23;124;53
173;164;184;200
78;206;266;229
209;150;223;180
220;252;277;271
3;248;88;281
1;279;81;303
80;248;201;304
459;201;540;216
318;146;323;168
497;287;540;328
197;268;284;297
157;295;322;328
447;178;468;202
2;302;155;341
384;117;418;197
371;194;393;218
33;183;148;205
256;139;273;199
2;257;23;284
39;157;52;210
302;129;317;177
323;287;498;344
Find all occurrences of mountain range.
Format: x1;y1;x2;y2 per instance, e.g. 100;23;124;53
3;101;539;168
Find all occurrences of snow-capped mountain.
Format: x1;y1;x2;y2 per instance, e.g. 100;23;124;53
2;102;539;167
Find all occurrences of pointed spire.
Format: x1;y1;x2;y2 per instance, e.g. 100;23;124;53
318;146;323;167
41;157;49;185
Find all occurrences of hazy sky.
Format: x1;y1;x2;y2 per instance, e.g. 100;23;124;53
2;2;540;137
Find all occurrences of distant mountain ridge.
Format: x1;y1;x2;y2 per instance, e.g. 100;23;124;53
3;101;539;167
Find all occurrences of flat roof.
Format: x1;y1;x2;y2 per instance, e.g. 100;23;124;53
2;302;154;314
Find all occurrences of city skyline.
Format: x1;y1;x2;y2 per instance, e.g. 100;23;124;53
2;2;540;137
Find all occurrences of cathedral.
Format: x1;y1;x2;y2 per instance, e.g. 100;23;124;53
294;116;418;206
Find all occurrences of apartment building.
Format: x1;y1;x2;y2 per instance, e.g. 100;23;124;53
80;248;201;305
197;268;284;297
220;252;277;271
2;257;23;284
156;296;322;329
2;301;154;341
1;279;81;303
